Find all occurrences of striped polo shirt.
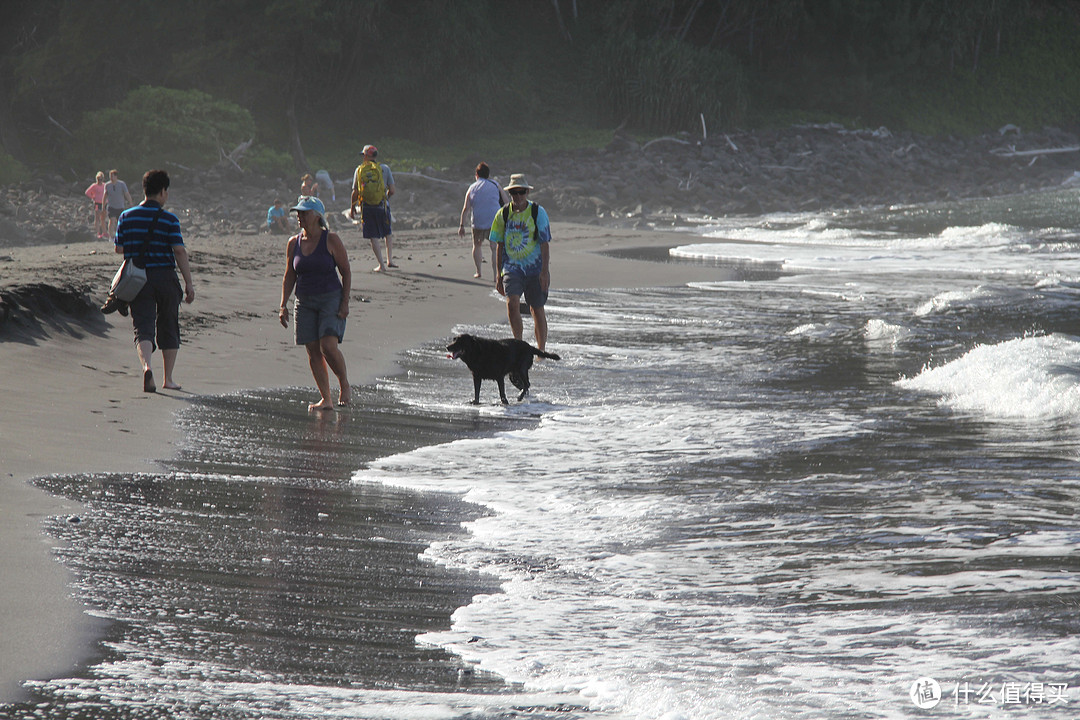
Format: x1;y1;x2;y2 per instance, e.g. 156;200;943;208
115;201;184;268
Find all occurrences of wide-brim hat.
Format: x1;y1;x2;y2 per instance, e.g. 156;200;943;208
290;195;325;217
362;144;378;157
504;173;533;192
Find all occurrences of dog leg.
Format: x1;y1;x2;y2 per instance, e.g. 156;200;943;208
472;375;482;405
496;377;509;404
516;369;530;401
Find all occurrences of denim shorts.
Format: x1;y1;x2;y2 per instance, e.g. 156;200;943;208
502;273;547;308
295;289;346;345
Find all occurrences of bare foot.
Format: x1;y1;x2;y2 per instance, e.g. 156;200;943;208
373;265;386;273
308;400;335;412
387;261;398;268
338;387;352;407
163;381;182;390
473;272;481;278
143;369;156;393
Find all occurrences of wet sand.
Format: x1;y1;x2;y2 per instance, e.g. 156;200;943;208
0;220;727;703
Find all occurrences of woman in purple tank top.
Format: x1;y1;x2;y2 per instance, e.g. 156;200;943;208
278;196;353;411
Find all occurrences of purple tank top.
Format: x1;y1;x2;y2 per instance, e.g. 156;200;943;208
292;229;342;296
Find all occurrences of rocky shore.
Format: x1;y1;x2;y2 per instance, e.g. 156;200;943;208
2;124;1078;247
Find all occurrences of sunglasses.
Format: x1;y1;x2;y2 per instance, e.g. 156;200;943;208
509;189;528;196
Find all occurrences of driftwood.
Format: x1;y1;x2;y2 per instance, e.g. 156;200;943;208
395;171;461;186
642;136;692;151
990;145;1080;157
220;138;255;170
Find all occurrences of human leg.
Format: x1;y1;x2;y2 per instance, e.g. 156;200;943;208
506;294;523;340
161;349;181;390
369;236;386;271
522;275;549;351
471;229;485;278
385;234;396;268
305;341;335;411
362;204;388;271
319;335;351;405
530;306;548;352
136;339;155;392
489;241;498;281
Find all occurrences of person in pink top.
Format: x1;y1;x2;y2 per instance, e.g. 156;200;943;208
85;171;108;238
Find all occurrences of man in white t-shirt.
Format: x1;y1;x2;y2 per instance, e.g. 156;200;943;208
103;169;133;239
458;162;508;279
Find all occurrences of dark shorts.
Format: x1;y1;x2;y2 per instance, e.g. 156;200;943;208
361;203;391;239
130;267;182;351
295;289;346;345
108;206;124;219
94;202;103;210
503;273;548;308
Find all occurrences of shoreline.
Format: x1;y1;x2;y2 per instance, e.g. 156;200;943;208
0;220;728;703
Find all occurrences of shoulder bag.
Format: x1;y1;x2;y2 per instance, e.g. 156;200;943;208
110;208;164;302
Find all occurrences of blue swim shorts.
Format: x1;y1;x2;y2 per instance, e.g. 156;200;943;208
361;203;391;239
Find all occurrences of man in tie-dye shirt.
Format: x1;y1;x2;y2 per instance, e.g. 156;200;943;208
490;173;552;352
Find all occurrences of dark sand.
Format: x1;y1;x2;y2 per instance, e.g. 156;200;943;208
0;221;727;705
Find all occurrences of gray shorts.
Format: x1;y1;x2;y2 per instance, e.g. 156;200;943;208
503;273;547;308
295;289;346;345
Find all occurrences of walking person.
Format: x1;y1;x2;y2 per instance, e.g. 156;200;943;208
113;169;195;392
349;144;396;271
490;174;552;351
104;169;134;239
459;162;508;279
278;196;353;411
85;171;108;238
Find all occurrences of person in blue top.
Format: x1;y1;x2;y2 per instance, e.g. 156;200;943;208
112;169;195;393
266;199;289;234
490;173;552;352
278;196;353;411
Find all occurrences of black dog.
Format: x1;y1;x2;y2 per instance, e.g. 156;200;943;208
447;333;561;404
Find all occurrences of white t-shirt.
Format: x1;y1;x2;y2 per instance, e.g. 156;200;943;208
466;178;504;230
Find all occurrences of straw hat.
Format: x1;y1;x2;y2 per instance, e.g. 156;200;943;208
503;173;533;192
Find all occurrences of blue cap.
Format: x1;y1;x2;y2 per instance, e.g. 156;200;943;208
290;195;325;216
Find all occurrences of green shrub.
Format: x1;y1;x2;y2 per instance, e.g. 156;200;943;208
69;86;256;179
0;149;29;185
244;145;294;179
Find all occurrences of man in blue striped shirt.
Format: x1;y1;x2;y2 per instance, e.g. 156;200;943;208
113;169;196;393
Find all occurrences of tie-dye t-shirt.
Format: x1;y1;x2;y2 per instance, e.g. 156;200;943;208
489;201;551;277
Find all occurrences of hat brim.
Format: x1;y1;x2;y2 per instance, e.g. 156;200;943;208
504;185;533;191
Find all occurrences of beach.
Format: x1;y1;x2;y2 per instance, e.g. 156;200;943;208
0;218;725;703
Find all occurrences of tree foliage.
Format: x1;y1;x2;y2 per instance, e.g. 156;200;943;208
70;87;256;180
1;0;1077;177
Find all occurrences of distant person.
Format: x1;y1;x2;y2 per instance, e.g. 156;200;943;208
278;195;353;411
301;173;319;197
103;169;133;239
490;174;552;351
112;169;195;393
315;169;335;205
266;199;289;234
85;171;108;239
459;161;508;279
350;144;396;271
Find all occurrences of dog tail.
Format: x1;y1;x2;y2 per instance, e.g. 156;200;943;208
534;349;561;361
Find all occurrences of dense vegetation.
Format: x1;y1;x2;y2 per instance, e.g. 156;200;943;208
0;0;1077;184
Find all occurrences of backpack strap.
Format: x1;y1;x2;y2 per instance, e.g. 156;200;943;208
132;207;165;268
500;201;540;237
